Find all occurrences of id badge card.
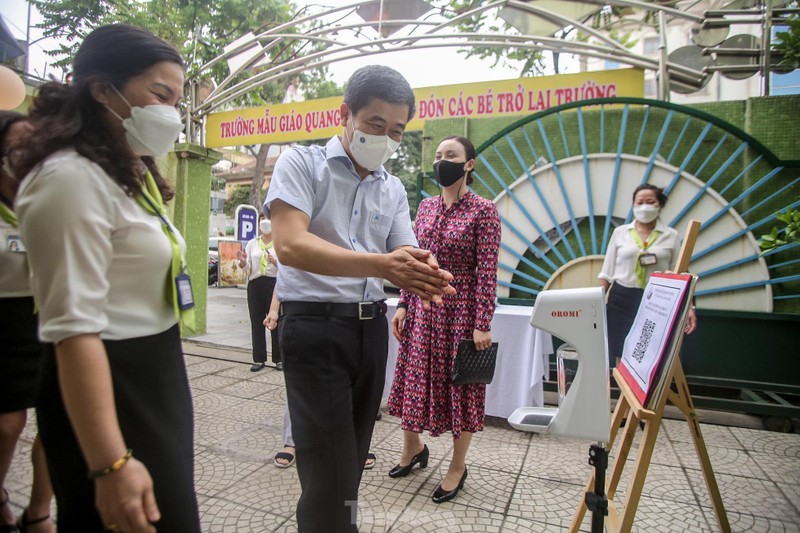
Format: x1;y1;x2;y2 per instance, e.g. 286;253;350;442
638;252;657;266
4;231;26;253
175;272;195;310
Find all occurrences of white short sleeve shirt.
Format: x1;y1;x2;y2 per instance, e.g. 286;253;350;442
264;136;417;303
598;220;680;289
16;149;182;343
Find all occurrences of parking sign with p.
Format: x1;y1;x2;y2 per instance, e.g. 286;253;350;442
235;205;259;243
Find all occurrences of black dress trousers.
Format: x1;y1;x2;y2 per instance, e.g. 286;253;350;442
278;312;388;533
247;275;281;363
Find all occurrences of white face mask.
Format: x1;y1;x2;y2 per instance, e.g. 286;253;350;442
347;120;400;171
633;204;660;224
105;86;183;157
259;219;272;234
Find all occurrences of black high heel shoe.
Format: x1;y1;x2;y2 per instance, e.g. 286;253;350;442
388;444;429;478
431;467;468;504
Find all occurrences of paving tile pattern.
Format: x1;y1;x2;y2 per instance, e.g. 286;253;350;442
5;352;800;532
6;355;800;533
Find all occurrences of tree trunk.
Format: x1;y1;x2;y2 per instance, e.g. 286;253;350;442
249;143;270;212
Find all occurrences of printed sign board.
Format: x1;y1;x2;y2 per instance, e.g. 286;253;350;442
206;69;645;147
617;272;694;406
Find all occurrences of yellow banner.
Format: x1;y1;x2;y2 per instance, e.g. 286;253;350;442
205;69;644;148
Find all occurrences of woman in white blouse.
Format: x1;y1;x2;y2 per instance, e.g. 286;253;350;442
0;112;55;533
237;213;281;371
598;184;697;368
16;25;199;532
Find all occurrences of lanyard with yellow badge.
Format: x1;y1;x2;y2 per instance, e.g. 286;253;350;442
630;227;661;288
136;172;195;322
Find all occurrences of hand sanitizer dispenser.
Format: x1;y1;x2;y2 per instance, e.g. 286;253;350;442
508;287;610;443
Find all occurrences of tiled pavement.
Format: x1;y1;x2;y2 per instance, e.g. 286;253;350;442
5;287;800;532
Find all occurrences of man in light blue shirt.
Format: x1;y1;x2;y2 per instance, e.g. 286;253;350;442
265;65;455;533
266;133;417;303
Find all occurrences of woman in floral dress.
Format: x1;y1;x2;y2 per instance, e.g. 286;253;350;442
387;136;501;504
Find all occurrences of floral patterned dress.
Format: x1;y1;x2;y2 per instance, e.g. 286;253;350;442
387;191;501;438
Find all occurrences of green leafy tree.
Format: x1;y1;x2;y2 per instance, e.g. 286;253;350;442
441;1;640;76
773;15;800;71
300;69;344;101
34;0;289;86
758;14;799;252
443;0;546;76
223;185;254;217
385;131;423;218
760;208;800;252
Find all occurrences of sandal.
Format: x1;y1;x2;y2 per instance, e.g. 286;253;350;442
0;489;18;533
274;446;295;468
364;452;377;470
16;509;50;533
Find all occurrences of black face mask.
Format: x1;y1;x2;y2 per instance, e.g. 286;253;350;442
433;159;466;187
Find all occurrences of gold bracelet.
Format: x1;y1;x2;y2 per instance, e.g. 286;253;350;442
88;449;133;479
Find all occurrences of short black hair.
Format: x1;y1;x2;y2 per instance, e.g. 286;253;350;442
343;65;416;121
632;184;668;207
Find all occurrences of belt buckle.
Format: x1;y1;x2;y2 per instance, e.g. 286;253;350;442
358;302;374;320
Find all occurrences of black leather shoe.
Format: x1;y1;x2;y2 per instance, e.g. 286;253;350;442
250;362;265;372
432;467;468;504
388;444;429;478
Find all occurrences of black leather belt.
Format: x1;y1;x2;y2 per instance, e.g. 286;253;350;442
281;301;387;320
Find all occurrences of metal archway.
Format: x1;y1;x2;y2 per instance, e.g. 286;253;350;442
419;97;800;312
188;0;796;136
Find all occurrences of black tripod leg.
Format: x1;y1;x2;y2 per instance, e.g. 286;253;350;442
585;444;608;533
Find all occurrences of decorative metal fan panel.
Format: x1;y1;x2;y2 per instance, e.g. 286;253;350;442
420;98;800;312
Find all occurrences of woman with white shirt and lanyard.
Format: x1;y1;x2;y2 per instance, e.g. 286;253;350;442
15;25;200;532
598;184;697;368
0;112;55;533
237;213;281;372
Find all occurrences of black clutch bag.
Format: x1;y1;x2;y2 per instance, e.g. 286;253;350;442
451;340;499;385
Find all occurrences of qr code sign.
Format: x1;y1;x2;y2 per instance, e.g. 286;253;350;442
632;319;656;363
